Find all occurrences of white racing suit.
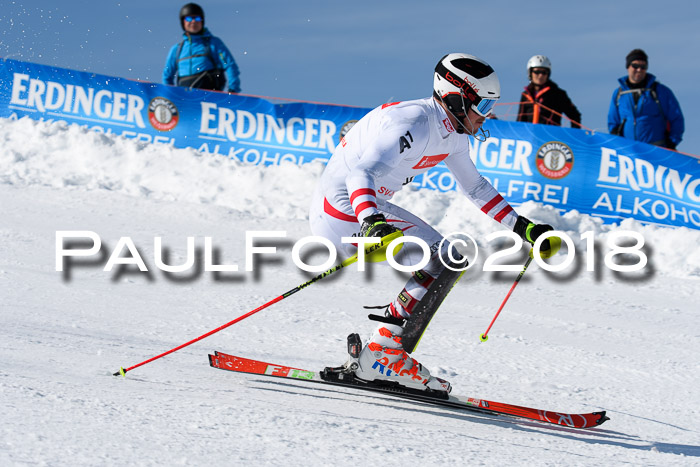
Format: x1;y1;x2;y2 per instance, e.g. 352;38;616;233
309;97;518;391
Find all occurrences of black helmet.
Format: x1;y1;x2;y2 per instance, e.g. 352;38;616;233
179;3;204;30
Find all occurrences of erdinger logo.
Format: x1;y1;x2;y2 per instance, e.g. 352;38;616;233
148;97;179;131
535;141;574;179
339;120;358;143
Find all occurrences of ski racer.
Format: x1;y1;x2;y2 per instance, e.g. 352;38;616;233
309;53;561;394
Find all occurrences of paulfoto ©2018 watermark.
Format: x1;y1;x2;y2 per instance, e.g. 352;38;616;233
55;230;648;276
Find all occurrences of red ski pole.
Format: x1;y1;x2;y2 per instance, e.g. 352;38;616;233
479;254;533;342
114;230;403;376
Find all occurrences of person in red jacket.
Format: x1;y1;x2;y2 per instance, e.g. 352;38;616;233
517;55;582;128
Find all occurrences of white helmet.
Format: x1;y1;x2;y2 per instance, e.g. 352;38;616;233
527;55;552;74
433;53;500;119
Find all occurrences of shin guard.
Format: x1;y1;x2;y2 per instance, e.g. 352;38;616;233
401;266;464;353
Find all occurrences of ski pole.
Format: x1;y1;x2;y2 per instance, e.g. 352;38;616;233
114;230;403;376
479;254;533;342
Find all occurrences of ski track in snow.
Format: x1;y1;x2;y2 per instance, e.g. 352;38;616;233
1;117;699;466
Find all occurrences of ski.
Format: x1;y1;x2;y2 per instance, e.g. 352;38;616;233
208;351;609;429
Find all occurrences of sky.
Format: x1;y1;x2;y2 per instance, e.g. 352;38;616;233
1;0;699;155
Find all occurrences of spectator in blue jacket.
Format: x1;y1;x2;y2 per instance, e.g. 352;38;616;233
607;49;684;149
163;3;241;93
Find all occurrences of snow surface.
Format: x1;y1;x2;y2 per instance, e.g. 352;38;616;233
1;116;699;466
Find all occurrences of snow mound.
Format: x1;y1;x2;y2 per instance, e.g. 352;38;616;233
2;116;699;278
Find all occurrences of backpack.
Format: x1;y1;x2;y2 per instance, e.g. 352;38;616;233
174;36;226;91
612;82;669;137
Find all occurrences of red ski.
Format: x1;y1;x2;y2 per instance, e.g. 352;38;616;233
209;351;609;429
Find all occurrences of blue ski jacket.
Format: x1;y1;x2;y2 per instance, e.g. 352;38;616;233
163;29;241;93
607;73;684;148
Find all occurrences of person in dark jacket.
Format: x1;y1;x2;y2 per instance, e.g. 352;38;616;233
607;49;684;149
163;3;241;93
517;55;581;128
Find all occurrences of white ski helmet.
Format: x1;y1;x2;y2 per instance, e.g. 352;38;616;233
433;53;500;119
527;55;552;75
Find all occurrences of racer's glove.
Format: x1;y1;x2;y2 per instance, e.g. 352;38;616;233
513;215;561;258
360;214;400;238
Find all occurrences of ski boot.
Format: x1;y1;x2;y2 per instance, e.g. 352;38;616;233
343;325;451;395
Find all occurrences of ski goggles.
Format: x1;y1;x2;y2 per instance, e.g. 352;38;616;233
184;16;202;22
471;97;497;117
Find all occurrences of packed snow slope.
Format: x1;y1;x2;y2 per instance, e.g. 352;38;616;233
1;117;699;466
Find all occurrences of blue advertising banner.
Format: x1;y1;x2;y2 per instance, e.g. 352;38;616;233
438;120;700;230
1;58;699;230
0;58;368;167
